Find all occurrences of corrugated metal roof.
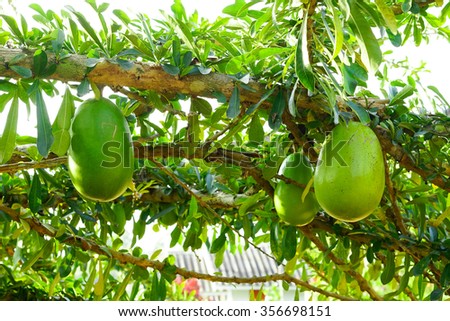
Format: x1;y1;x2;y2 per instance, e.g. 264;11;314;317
169;245;298;299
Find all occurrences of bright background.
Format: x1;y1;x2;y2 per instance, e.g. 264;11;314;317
1;0;449;137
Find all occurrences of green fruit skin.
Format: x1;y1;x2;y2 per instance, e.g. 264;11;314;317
314;122;385;222
68;98;134;202
274;153;319;226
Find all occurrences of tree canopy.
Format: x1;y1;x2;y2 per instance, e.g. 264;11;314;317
0;0;449;301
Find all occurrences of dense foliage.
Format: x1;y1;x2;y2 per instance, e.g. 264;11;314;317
0;0;449;301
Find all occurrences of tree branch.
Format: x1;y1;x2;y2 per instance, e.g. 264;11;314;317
0;48;268;109
375;127;449;193
383;153;409;235
0;204;354;301
299;225;384;301
391;0;439;15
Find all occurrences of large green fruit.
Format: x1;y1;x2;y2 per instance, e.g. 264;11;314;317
68;98;134;202
274;153;319;226
314;121;385;222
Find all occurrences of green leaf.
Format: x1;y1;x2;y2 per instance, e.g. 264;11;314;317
324;0;344;59
68;9;107;56
8;53;27;65
113;9;131;24
223;0;247;17
210;233;227;254
171;0;187;21
348;1;382;73
282;226;297;261
77;78;90;97
112;269;133;301
440;263;450;287
430;288;444;301
347;101;370;125
162;64;180;76
0;14;25;43
288;80;299;117
33;50;48;77
227;85;241;118
375;0;398;34
191;97;212;117
170;226;181;248
389;85;415;106
295;13;315;92
35;87;54;157
9;65;32;78
411;255;432;276
160;260;177;283
29;172;42;213
0;95;19;164
248;115;264;144
380;251;395;284
268;90;285;130
0;92;14;113
246;86;276;115
270;222;283;262
21;240;53;272
428;86;450;109
189;197;198;218
51;88;75;156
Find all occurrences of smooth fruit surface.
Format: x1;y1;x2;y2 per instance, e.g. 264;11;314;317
68;98;134;202
274;153;319;226
314;121;385;222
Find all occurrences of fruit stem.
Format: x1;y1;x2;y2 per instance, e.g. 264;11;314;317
90;80;102;100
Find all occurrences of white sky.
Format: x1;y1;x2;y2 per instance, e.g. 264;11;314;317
0;0;449;138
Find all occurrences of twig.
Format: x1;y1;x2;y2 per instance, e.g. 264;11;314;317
299;225;384;301
375;127;449;193
383;153;409;235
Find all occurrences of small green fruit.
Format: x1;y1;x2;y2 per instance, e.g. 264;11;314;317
274;153;319;226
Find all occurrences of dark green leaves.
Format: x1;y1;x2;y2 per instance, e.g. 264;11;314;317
411;255;432;276
268;90;285;130
295;13;315;92
282;226;297;261
191;97;212;117
0;94;19;164
9;66;32;78
29;172;43;213
380;251;395;285
33;50;48;77
34;85;54;157
210;232;227;254
227;85;241;118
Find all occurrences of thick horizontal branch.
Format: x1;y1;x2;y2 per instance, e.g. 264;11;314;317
0;48;267;109
0;204;354;301
0;48;358;114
